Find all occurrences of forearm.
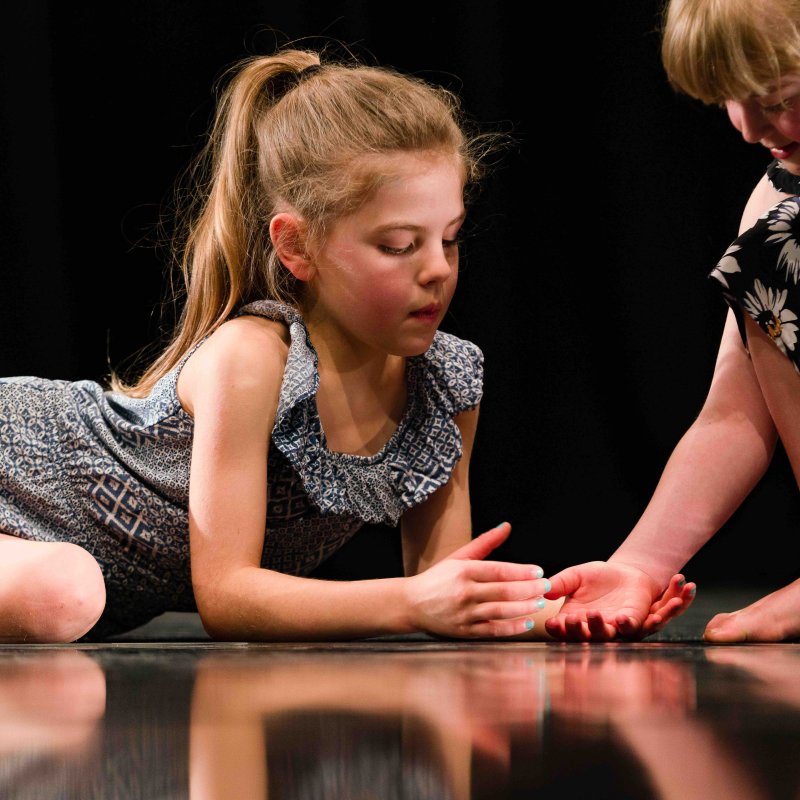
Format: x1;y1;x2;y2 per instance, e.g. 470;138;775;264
609;412;775;587
196;568;415;641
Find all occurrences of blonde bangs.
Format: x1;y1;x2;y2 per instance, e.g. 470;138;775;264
661;0;800;104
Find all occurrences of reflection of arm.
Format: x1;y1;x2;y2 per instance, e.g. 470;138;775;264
188;657;474;800
189;713;266;800
612;716;766;800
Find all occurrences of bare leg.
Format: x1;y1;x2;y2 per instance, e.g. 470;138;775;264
0;532;106;643
705;315;800;641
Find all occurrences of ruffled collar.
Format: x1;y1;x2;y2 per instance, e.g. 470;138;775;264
237;299;475;525
767;159;800;196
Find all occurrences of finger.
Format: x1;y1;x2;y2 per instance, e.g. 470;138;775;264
466;615;542;639
465;560;547;584
471;578;551;603
616;615;644;639
564;613;589;641
586;610;617;641
662;574;685;605
641;612;666;635
449;522;512;561
642;599;682;634
642;585;696;634
544;615;568;639
471;597;549;623
543;566;584;599
681;582;697;608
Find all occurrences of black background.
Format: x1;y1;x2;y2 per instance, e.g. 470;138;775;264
1;1;797;587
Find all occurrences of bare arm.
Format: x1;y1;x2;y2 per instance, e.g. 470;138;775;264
607;174;787;584
402;408;565;639
181;320;549;642
608;308;777;586
545;178;785;640
400;407;478;576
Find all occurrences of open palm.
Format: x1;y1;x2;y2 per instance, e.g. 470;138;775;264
544;561;693;641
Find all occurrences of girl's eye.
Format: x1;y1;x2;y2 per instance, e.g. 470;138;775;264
443;237;460;250
379;244;414;256
761;96;795;114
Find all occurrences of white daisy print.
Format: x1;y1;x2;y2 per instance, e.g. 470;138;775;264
742;279;799;354
765;200;800;283
710;244;741;289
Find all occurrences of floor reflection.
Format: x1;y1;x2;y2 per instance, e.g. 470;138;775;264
0;642;798;798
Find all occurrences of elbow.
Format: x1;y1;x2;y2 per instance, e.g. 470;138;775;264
193;580;250;642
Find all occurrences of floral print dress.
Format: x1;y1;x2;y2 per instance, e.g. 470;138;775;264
710;163;800;369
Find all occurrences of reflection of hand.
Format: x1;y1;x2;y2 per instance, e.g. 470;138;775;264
405;523;550;638
543;561;695;641
548;649;696;720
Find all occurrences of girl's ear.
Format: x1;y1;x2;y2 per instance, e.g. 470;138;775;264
270;213;315;281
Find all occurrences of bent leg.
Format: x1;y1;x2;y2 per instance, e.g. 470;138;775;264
705;315;800;641
0;532;106;643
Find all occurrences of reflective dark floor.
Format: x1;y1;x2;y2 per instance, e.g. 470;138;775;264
2;590;800;799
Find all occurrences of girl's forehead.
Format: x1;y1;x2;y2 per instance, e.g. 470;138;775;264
333;153;465;229
358;149;465;182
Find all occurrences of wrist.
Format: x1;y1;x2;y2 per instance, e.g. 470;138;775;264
396;575;420;635
606;555;670;592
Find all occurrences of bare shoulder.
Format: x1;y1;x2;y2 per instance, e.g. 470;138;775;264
178;315;290;417
739;173;791;234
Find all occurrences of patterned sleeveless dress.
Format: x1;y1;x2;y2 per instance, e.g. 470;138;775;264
0;300;484;638
710;160;800;368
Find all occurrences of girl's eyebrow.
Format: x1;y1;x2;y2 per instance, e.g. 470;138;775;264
373;212;466;234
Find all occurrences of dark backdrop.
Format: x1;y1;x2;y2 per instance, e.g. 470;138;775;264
1;1;797;587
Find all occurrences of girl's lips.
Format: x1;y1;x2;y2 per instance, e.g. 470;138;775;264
409;304;441;322
770;142;799;160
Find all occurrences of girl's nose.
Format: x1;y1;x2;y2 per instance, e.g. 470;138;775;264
726;99;772;144
420;246;454;284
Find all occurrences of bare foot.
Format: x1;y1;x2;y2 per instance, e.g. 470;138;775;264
704;578;800;642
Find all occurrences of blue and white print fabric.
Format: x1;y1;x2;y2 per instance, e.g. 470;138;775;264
0;299;483;637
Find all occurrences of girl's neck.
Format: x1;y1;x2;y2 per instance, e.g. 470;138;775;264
315;355;408;456
307;323;408;457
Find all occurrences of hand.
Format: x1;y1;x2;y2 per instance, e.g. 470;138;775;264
641;573;696;637
543;561;696;642
404;523;551;639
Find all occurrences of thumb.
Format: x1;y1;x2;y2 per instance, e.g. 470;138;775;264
449;522;511;561
543;565;585;599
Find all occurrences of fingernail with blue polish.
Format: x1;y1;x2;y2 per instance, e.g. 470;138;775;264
533;567;544;579
678;578;685;588
536;598;546;609
689;586;696;597
525;619;535;631
543;579;551;593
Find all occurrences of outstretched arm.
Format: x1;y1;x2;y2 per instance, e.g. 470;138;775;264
181;320;549;641
545;311;777;640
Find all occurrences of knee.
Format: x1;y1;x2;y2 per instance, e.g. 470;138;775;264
22;544;106;643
